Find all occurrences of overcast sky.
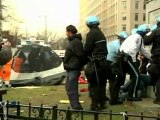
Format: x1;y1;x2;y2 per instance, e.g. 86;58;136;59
4;0;80;36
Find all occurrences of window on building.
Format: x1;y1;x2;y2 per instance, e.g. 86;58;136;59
135;1;139;9
122;13;126;20
135;24;138;28
115;14;117;22
135;13;139;21
143;3;146;9
122;1;127;9
113;4;115;13
143;13;146;21
122;24;126;31
115;25;117;32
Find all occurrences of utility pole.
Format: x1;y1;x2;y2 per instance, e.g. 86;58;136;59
44;15;47;43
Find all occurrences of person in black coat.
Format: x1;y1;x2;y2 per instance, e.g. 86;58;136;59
84;16;108;111
64;25;86;110
144;17;160;105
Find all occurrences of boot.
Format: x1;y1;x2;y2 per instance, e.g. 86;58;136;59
155;80;160;102
153;99;160;105
90;86;99;111
99;103;107;110
99;84;108;110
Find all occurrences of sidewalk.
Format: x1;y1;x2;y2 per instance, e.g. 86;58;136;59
130;85;160;112
133;98;160;112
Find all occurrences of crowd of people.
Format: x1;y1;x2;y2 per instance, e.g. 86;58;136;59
0;15;159;111
63;15;160;111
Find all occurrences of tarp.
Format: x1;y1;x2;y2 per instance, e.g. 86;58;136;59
2;44;66;86
12;45;63;73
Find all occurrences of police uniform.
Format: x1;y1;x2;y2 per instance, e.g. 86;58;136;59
144;23;160;104
107;39;125;105
84;20;108;110
120;33;150;100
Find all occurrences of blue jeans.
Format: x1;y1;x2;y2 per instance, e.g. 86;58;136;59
66;70;81;108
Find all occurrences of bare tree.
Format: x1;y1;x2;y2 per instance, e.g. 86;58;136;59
0;0;3;36
0;0;23;40
0;0;20;47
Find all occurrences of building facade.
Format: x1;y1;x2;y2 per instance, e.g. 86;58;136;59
79;0;89;36
146;0;160;24
80;0;146;41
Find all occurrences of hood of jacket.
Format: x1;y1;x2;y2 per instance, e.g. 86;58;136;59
68;33;82;41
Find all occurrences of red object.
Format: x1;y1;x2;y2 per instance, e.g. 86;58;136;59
78;75;88;84
80;88;88;92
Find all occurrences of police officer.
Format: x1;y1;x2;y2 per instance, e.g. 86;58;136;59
131;28;149;74
119;24;151;101
143;17;160;105
150;24;157;31
107;31;129;105
131;28;138;35
84;16;108;110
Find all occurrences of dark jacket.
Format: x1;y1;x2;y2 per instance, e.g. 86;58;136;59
144;26;160;54
84;26;107;56
63;33;86;70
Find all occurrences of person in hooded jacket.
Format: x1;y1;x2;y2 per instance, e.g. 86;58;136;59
63;25;86;110
84;16;108;111
143;17;160;105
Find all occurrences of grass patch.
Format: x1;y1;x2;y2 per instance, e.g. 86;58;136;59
3;84;157;120
4;84;138;111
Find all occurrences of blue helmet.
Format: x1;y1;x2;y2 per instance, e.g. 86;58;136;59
137;24;150;33
86;16;100;26
150;24;157;31
131;28;138;34
157;16;160;25
117;31;129;39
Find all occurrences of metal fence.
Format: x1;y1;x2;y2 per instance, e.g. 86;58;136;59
0;101;160;120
